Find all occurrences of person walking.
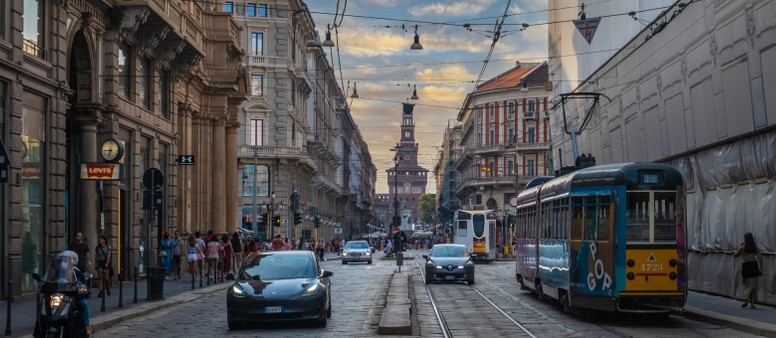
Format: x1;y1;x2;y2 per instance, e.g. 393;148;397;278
171;231;184;280
231;232;243;274
195;231;206;285
185;235;201;288
71;232;89;273
95;235;112;297
221;235;233;279
735;232;763;309
272;234;284;251
206;236;221;285
159;231;172;280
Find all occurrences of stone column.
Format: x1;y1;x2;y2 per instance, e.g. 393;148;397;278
211;120;226;234
225;122;239;234
75;106;103;253
177;103;193;234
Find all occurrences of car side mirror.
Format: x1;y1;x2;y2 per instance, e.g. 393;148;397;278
421;255;429;260
321;270;334;278
32;273;40;282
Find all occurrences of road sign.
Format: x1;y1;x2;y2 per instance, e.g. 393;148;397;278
509;195;518;208
177;155;195;165
80;163;123;180
142;191;163;210
574;17;601;44
142;168;164;190
334;228;342;234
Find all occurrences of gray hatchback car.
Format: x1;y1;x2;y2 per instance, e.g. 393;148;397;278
341;240;373;264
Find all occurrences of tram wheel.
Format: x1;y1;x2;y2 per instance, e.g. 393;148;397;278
560;293;571;313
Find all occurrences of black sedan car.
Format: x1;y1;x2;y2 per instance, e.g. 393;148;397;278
226;251;333;329
422;244;475;285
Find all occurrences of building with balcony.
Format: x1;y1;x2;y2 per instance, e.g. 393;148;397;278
454;62;551;216
231;0;374;242
433;120;462;230
1;0;245;296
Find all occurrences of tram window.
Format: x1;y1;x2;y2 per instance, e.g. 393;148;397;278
626;192;650;241
598;201;611;240
584;203;597;240
571;205;584;240
654;192;677;242
457;220;467;237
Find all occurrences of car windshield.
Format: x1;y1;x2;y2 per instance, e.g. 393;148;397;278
430;246;467;257
345;242;369;249
241;254;315;281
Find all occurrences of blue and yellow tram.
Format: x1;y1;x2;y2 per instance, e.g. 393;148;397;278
453;209;497;262
514;163;686;315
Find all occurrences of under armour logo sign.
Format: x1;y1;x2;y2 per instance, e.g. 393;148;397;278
177;155;195;165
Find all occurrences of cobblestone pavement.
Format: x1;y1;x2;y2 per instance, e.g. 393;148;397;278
94;256;396;338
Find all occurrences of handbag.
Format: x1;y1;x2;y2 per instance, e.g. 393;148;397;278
742;261;762;279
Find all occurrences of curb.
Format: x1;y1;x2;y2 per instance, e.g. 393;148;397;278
378;272;412;335
682;305;776;338
19;283;231;338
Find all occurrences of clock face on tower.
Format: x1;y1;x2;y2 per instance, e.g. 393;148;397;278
402;154;412;162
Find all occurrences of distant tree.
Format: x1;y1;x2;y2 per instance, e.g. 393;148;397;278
418;194;436;225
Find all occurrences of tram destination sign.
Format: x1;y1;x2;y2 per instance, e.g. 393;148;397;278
80;163;123;180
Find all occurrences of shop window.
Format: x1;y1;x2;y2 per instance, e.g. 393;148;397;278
21;91;47;292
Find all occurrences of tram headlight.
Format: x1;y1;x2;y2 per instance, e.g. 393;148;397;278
627;272;635;280
627;259;635;268
669;259;677;267
669;272;677;280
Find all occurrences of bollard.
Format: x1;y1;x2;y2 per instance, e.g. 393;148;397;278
100;273;106;312
396;252;403;273
133;266;138;304
118;268;123;308
5;280;12;336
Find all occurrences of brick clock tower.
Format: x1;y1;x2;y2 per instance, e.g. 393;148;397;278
388;103;429;229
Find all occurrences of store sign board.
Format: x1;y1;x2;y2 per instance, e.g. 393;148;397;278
80;163;122;180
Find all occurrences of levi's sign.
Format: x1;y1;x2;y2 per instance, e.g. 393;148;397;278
80;163;123;180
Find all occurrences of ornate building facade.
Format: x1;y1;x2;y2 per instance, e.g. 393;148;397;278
1;0;244;296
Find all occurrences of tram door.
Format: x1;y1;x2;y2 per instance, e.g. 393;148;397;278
570;195;614;296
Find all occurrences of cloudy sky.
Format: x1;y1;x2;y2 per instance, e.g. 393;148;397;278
307;0;548;194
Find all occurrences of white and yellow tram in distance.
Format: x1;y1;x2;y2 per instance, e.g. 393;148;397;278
453;209;497;263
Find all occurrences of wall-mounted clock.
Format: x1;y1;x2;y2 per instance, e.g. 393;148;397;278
101;138;125;162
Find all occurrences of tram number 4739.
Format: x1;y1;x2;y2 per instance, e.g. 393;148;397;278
641;263;663;271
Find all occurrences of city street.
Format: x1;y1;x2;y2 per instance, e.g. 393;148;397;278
92;251;761;338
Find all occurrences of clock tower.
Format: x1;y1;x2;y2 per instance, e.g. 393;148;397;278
387;103;429;228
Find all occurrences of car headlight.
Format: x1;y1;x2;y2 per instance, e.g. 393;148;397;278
364;252;371;256
342;252;348;256
425;261;435;268
231;284;246;298
465;261;474;268
302;283;321;296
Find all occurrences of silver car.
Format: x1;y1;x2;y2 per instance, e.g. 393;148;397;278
422;244;475;285
341;240;373;264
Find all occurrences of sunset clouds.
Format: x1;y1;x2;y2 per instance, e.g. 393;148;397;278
309;1;549;193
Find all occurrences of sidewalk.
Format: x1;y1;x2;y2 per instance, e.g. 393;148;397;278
1;251;343;338
684;290;776;337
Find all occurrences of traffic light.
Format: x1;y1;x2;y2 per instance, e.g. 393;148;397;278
258;213;267;227
293;212;302;225
272;215;281;227
314;216;320;228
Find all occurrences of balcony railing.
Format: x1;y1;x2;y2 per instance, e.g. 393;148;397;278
238;145;316;169
247;54;293;69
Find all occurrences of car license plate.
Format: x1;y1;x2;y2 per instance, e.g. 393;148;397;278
265;306;283;313
445;275;454;280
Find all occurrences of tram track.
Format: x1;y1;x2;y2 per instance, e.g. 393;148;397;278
416;262;538;338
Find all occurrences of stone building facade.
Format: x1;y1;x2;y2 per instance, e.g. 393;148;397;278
229;0;375;243
0;0;244;296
